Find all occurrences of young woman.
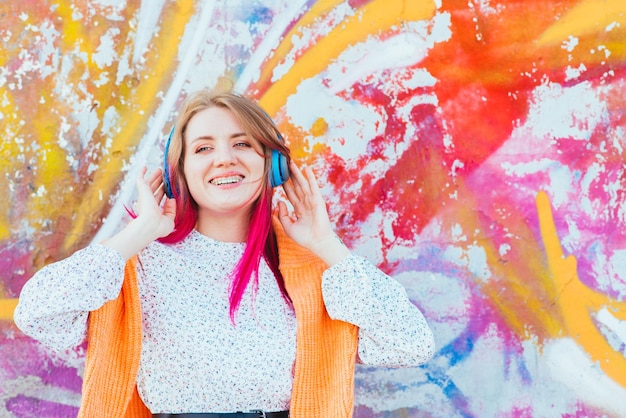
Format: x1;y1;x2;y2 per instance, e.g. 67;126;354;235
14;90;435;418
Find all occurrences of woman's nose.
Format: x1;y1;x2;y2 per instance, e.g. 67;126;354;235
213;144;236;166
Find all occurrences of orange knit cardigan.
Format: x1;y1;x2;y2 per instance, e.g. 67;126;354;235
78;221;359;418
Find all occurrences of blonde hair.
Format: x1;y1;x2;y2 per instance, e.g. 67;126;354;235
161;90;292;319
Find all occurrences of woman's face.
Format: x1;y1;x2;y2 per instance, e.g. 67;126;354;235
183;106;267;219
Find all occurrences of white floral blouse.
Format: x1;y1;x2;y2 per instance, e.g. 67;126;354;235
15;229;434;414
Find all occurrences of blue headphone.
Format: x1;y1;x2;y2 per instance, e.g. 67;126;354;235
269;131;289;188
163;124;289;199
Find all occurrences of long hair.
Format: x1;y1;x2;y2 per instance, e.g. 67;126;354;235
160;90;292;321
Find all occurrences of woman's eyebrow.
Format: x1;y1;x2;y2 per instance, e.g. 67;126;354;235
189;132;247;143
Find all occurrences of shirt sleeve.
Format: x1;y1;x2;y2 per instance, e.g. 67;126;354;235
13;244;126;352
322;254;435;368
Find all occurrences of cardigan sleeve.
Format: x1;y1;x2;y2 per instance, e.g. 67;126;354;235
14;244;126;352
322;254;435;368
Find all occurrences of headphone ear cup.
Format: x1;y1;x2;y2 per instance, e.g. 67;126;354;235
163;126;175;198
270;148;289;187
260;110;289;187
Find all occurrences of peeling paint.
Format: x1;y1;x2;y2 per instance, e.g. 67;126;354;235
2;1;626;417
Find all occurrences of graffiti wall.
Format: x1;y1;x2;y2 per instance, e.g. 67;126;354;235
1;0;625;416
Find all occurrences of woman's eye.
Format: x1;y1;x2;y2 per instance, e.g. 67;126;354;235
235;142;251;148
196;145;212;153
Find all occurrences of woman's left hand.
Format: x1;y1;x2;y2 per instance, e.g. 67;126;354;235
277;161;350;266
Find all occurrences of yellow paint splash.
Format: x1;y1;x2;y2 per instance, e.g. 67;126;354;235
0;299;18;321
536;190;626;387
537;0;626;46
0;97;20;242
310;117;329;137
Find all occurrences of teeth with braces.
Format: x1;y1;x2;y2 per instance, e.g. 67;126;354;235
211;176;243;185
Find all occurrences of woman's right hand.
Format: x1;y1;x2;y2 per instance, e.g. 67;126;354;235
101;167;176;260
135;166;176;240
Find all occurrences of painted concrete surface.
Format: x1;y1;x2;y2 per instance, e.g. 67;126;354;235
1;1;625;417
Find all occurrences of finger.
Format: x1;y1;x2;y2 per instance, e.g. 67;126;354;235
282;179;299;207
276;201;294;226
148;169;163;192
288;161;311;201
162;196;177;219
153;182;166;204
282;179;308;218
302;166;323;199
282;183;306;221
277;201;288;218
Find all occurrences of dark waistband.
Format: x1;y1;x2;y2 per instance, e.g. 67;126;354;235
153;411;289;418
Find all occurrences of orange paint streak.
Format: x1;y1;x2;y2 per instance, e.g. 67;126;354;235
1;3;144;268
435;186;625;391
253;0;344;96
438;184;563;340
60;1;196;254
535;0;626;70
538;0;626;46
536;191;626;387
258;0;437;115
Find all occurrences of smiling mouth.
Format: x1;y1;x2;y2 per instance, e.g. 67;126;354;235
210;175;244;186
